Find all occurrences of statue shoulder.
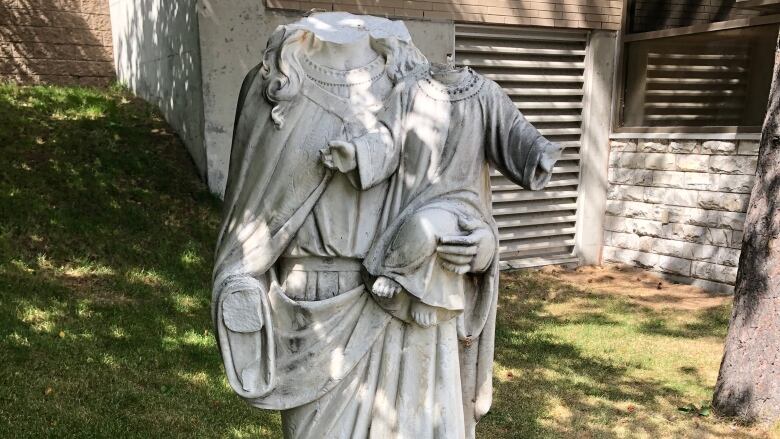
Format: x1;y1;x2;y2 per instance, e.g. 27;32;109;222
235;63;266;112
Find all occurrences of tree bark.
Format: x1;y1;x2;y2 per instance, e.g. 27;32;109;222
711;32;780;424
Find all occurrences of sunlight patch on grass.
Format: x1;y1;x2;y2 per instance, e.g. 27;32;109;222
81;105;105;119
180;246;204;267
126;267;170;288
171;292;205;313
36;253;54;270
180;329;214;348
162;327;214;351
228;424;277;438
9;258;34;274
109;325;127;339
50;109;69;120
17;301;65;333
177;370;212;388
5;331;31;347
100;353;120;370
75;299;94;319
63;263;114;279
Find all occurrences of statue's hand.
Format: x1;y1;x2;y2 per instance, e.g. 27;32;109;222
372;276;402;298
320;141;357;173
437;217;495;274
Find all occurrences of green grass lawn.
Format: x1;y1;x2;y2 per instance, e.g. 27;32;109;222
0;83;772;438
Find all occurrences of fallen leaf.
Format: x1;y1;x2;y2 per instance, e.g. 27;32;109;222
58;331;65;338
626;404;636;413
44;387;53;396
678;403;697;413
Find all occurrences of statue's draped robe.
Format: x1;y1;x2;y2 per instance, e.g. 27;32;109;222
213;59;560;438
358;69;561;319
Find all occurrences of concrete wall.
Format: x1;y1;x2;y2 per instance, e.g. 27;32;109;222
1;0;114;86
603;137;760;293
267;0;622;30
109;0;205;178
575;30;617;265
198;0;455;195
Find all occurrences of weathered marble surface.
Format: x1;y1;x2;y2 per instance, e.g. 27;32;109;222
212;12;561;439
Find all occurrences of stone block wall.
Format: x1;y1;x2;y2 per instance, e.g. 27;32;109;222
1;0;114;86
266;0;622;30
603;138;760;293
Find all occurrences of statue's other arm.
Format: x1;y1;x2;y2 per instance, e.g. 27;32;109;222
484;83;563;191
321;83;409;190
350;122;401;189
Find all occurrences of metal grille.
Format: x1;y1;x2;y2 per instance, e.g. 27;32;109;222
642;49;749;126
454;24;588;269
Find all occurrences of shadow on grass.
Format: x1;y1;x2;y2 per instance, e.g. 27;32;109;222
637;305;731;340
0;83;737;439
477;270;734;439
0;84;280;438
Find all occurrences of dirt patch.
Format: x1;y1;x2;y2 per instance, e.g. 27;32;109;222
537;263;731;312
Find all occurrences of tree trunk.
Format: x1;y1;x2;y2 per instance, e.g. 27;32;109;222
711;32;780;424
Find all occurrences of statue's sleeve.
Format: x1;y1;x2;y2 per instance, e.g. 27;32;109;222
214;273;276;399
484;83;563;190
350;83;408;189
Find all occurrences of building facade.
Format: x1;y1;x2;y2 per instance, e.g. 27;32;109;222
1;0;115;86
105;0;780;292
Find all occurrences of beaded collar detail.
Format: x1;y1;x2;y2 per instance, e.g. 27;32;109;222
300;54;387;87
417;66;485;102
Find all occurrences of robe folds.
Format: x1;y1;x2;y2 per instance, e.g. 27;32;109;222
360;66;563;432
359;67;562;322
212;58;561;438
212;59;398;409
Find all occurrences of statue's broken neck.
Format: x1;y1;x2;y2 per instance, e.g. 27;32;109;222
302;34;380;71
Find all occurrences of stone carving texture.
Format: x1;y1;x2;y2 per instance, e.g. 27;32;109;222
211;12;561;438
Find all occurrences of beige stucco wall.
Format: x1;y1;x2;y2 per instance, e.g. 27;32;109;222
198;1;455;195
267;0;622;30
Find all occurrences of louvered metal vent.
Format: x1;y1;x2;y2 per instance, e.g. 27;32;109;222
454;24;588;269
642;49;749;126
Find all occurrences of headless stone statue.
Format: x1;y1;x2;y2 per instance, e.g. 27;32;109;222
336;63;561;328
212;12;561;439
